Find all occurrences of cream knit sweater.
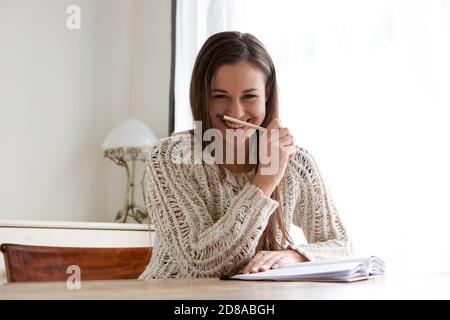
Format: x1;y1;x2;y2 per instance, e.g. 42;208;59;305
138;133;352;279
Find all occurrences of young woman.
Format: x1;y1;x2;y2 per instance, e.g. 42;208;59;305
139;31;352;279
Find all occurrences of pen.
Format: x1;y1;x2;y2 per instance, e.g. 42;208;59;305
216;113;267;132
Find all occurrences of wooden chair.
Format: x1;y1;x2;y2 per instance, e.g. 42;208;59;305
0;243;152;283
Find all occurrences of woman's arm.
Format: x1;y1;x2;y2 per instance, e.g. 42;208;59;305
287;147;353;261
145;137;279;277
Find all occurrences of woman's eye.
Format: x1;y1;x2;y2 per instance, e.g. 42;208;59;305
213;95;228;99
243;94;257;100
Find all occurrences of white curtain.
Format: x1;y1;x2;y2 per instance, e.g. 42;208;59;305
174;0;450;273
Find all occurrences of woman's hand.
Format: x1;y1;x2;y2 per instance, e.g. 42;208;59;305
238;249;308;274
251;119;296;197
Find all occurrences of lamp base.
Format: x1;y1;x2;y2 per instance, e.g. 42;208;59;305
115;205;150;224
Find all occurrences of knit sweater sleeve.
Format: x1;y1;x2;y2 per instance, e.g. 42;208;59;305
286;147;353;261
145;137;279;277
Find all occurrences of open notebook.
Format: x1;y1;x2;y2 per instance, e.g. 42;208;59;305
227;256;385;283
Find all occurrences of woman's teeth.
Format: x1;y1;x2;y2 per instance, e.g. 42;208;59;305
224;120;249;129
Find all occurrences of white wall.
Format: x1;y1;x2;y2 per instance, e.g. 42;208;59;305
0;0;171;222
130;0;171;137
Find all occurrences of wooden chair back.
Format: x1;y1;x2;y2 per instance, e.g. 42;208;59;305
0;243;152;283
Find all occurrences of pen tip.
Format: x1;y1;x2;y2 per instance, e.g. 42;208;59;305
216;113;224;119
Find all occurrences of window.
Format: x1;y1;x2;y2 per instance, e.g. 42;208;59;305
174;0;450;273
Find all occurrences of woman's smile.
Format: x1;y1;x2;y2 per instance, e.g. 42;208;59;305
222;118;251;131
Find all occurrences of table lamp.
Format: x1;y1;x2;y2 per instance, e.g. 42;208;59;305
102;119;157;223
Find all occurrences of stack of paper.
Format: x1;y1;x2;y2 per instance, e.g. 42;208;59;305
230;256;385;282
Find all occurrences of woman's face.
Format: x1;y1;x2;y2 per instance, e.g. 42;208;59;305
209;60;267;142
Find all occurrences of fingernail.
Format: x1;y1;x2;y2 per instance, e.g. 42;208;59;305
261;265;269;270
272;264;279;269
251;267;257;272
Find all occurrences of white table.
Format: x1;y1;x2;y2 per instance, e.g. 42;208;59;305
0;273;449;299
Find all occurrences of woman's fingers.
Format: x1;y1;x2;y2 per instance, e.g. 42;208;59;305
264;119;295;154
267;119;282;130
249;252;281;273
272;257;291;268
279;134;294;147
238;250;309;275
277;127;290;138
240;252;286;274
239;251;270;274
272;251;307;269
266;123;289;139
258;254;283;271
286;145;297;157
246;257;264;273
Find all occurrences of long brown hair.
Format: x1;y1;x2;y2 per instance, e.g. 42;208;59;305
189;31;293;251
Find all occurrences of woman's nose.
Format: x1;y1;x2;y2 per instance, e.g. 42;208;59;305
226;99;246;119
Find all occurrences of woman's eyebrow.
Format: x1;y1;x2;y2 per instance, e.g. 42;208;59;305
211;88;259;93
211;89;228;93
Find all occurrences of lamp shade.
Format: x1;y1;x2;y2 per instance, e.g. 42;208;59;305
102;119;158;150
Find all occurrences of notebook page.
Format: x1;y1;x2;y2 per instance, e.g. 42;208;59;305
280;256;374;270
368;256;386;275
231;261;367;281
